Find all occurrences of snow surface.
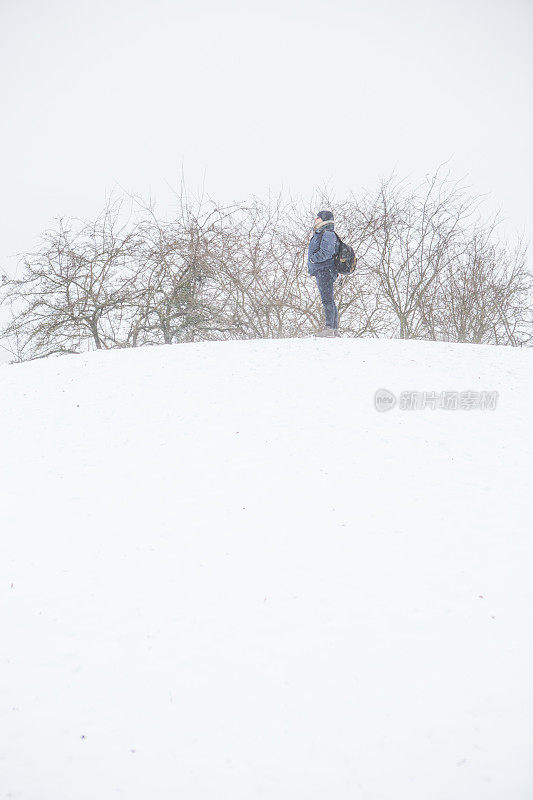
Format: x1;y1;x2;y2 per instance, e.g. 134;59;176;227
1;337;532;799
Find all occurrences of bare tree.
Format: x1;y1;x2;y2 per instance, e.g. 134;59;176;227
426;229;532;345
1;197;143;359
357;170;485;339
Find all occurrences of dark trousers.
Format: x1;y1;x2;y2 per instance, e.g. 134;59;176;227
315;269;338;329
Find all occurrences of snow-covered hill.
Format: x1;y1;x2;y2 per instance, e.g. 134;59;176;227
1;338;532;799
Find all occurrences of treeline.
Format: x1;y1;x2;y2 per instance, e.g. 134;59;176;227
1;171;531;360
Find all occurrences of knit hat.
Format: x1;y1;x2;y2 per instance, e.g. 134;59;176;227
316;209;334;222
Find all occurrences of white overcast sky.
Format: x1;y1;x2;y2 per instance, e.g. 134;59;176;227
1;0;532;358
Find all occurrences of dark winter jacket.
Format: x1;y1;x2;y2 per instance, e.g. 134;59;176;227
307;223;338;276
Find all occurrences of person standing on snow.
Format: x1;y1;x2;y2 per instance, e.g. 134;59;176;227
307;210;340;337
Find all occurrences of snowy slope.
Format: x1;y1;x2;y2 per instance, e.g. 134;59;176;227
1;338;532;800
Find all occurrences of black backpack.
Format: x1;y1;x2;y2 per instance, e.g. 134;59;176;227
334;234;357;274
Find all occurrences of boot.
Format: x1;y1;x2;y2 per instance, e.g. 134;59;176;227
315;327;335;338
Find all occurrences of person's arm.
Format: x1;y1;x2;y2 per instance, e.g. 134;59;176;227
309;230;337;264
